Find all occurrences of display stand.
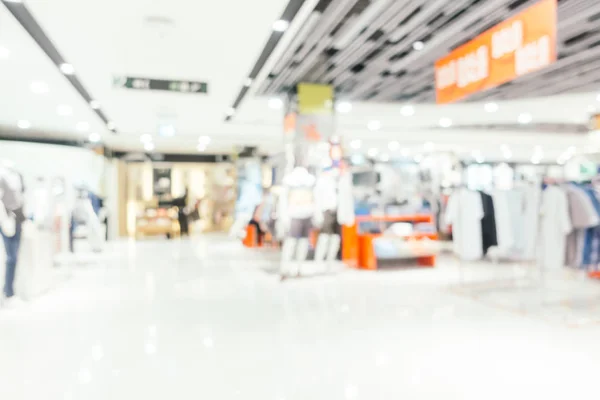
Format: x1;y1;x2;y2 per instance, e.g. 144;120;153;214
343;214;438;270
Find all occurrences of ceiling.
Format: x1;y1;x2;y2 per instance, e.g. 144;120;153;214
257;0;600;102
1;0;600;164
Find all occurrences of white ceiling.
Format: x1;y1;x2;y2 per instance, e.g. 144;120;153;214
1;0;600;164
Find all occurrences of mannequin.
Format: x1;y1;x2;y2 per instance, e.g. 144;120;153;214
312;142;354;267
279;167;316;277
0;161;26;304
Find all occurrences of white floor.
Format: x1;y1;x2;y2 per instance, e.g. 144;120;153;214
2;235;600;399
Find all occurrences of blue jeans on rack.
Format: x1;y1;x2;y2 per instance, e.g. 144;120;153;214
1;223;22;298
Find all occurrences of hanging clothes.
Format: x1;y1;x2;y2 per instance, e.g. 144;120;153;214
491;190;526;257
580;186;600;270
479;191;498;256
445;188;484;261
563;184;599;268
522;183;542;261
539;186;572;270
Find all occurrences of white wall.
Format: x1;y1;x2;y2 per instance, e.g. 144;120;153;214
0;141;106;194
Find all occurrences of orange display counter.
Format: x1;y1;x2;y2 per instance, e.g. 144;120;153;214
342;214;438;270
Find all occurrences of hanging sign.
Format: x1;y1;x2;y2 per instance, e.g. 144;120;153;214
114;76;208;94
434;0;557;104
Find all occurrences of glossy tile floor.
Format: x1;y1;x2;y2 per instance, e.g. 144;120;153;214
2;234;600;399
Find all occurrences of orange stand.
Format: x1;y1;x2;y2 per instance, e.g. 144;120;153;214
342;214;438;270
243;225;261;247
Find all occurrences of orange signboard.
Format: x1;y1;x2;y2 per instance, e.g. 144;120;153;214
434;0;557;104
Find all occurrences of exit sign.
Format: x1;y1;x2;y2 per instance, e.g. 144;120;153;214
114;76;208;94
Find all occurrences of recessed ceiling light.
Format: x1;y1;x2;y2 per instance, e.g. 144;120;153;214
484;102;499;112
198;135;211;144
350;139;362;149
518;113;532;124
88;132;101;143
226;107;235;116
400;105;415;116
90;100;100;110
17;120;31;130
76;121;90;132
412;41;425;51
30;81;49;94
107;121;116;130
336;101;352;113
439;117;452;128
367;120;381;131
57;104;73;116
144;142;155;152
59;63;75;75
140;134;152;143
268;97;283;110
388;141;400;151
244;78;253;87
272;19;289;32
0;46;10;59
367;148;378;158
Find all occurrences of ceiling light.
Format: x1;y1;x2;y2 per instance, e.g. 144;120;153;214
107;121;116;131
90;100;100;110
57;104;73;116
140;134;153;143
88;132;101;143
367;120;381;131
268;97;283;110
197;144;207;152
76;121;90;132
388;141;400;151
367;148;378;158
336;101;352;113
272;19;289;32
144;142;155;152
30;81;49;94
412;41;425;51
439;117;452;128
198;135;211;144
17;120;31;130
0;46;10;59
59;63;75;75
484;102;499;112
424;142;435;152
244;78;253;87
158;124;176;137
518;113;532;124
226;107;235;116
400;105;415;116
350;139;362;149
531;157;540;165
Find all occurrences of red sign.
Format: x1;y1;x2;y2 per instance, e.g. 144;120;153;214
435;0;557;104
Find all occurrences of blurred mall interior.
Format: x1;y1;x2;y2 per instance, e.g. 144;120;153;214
3;0;600;398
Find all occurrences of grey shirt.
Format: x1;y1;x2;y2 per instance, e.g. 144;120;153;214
0;169;25;222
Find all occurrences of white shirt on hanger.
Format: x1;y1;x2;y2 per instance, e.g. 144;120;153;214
539;185;572;270
445;188;484;261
